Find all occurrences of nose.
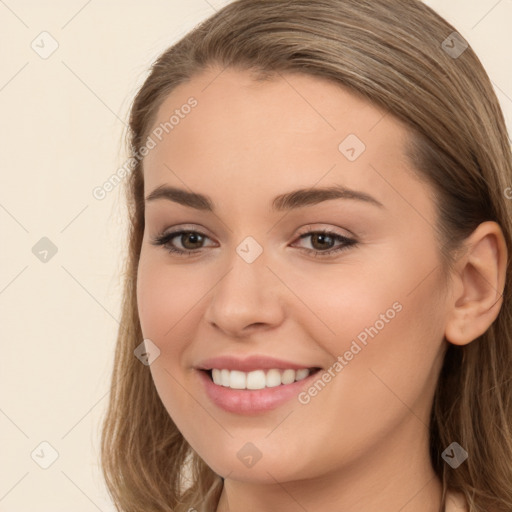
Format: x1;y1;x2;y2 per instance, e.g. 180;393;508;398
203;246;286;338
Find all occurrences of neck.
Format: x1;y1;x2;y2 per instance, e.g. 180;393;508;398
215;416;443;512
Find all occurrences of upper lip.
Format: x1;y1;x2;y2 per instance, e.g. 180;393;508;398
196;355;321;372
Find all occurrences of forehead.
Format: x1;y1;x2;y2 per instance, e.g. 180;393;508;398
142;67;430;218
145;67;400;157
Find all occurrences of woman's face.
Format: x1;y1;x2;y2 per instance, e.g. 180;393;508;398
137;68;451;484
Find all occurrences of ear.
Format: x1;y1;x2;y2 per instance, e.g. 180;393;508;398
444;221;508;346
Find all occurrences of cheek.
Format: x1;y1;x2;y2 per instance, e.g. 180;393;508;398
137;250;205;343
331;266;446;413
136;252;201;416
136;252;203;428
310;235;448;361
271;280;447;478
291;246;447;424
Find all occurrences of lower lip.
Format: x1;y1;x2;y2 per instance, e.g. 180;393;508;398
197;369;320;415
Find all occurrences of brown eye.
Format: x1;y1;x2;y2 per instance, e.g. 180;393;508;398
308;233;336;251
179;232;205;250
151;229;215;256
294;230;358;258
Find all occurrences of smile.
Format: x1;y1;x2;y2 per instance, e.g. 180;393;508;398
197;366;323;415
209;368;316;389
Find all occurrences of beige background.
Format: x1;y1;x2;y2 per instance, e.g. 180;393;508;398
0;1;511;510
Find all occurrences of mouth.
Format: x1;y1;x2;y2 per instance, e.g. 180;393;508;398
197;366;324;414
195;354;325;413
201;367;323;390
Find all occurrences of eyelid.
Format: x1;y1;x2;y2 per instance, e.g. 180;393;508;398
156;227;218;248
296;223;355;238
156;223;355;244
151;222;358;258
156;224;216;240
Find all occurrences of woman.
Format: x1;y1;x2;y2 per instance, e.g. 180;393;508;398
100;1;512;511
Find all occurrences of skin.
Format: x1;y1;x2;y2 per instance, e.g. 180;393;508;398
136;68;507;512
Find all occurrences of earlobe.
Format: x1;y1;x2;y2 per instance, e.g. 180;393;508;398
444;221;508;346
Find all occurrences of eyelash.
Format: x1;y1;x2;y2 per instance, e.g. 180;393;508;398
150;228;358;258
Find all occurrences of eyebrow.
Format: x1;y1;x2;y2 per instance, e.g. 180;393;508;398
144;184;384;211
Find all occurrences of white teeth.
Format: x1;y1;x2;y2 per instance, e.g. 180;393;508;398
212;369;222;385
281;369;295;385
230;370;246;389
210;368;313;389
220;369;230;387
265;369;282;388
295;368;310;381
246;370;266;390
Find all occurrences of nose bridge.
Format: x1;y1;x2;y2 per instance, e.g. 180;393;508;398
204;235;284;334
217;236;272;305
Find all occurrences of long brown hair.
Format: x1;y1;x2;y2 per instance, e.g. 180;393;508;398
100;1;512;510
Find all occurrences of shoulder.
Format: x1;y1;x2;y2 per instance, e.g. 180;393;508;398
445;489;469;512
